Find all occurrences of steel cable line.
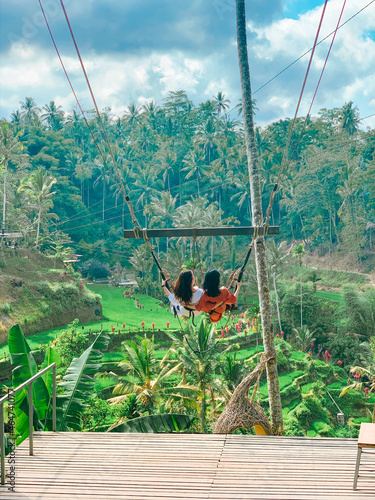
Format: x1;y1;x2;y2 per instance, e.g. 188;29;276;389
58;0;142;236
38;0;119;186
252;0;375;96
262;0;347;227
223;0;375;118
262;0;329;231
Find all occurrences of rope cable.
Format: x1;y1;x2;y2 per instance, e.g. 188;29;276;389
262;0;329;230
38;0;119;185
57;0;142;239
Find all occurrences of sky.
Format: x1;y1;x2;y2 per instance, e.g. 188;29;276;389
0;0;374;129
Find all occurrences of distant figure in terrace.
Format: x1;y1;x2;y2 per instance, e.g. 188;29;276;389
162;269;203;319
196;269;241;323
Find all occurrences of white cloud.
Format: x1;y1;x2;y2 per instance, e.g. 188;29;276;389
153;55;204;95
247;0;375;124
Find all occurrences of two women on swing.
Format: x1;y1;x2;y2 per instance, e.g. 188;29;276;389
162;269;242;323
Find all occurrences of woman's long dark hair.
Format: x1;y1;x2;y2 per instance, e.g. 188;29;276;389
203;270;221;297
174;270;194;303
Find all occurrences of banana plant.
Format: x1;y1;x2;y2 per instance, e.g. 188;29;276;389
108;413;196;433
55;330;110;431
8;324;50;445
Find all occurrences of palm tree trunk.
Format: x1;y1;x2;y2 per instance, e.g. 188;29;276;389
1;160;8;242
300;263;303;329
36;205;42;248
200;374;206;433
236;0;283;434
102;182;105;221
273;273;282;334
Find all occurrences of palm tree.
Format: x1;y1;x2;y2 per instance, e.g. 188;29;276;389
10;110;22;132
155;145;177;192
20;97;40;126
168;319;230;432
172;198;207;261
220;353;245;393
145;191;178;259
130;166;164;210
41;101;64;130
235;0;283;433
93;157;112;221
292;243;306;329
109;336;194;415
266;240;290;335
213;92;230;116
125;103;141;129
0;123;26;240
181;147;208;196
292;327;316;352
18;167;57;248
340;101;360;136
196;118;218;164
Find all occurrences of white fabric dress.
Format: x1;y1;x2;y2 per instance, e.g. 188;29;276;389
168;288;203;318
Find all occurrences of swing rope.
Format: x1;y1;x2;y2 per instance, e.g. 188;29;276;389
262;0;339;235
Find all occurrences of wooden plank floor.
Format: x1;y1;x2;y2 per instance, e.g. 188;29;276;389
1;432;374;499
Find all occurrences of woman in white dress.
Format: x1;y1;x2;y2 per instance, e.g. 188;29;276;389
161;269;203;319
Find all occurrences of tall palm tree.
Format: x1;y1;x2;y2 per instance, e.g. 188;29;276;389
155;146;177;192
0;123;26;240
181;147;208;196
266;240;290;335
93;156;112;221
125;103;141;129
292;243;306;329
145;191;178;259
20;97;40;126
213;92;230;116
196;118;218;164
41;101;64;130
18;167;57;248
130;166;163;210
340;101;360;136
235;0;283;433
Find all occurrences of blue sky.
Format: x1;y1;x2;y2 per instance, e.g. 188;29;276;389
0;0;374;128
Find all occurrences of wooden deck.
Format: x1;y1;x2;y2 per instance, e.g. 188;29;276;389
1;432;375;499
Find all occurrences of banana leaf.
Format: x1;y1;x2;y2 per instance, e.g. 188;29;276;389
108;413;196;433
8;324;50;428
41;346;62;396
56;331;109;431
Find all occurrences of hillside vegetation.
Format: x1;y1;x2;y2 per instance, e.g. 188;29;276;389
0;247;102;344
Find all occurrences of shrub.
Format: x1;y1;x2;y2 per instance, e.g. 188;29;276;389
56;319;89;366
326;333;372;369
0;302;12;314
81;259;110;280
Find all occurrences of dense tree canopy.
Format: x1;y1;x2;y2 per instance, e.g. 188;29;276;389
0;93;374;269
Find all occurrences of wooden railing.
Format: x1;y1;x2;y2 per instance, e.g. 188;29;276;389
0;363;56;485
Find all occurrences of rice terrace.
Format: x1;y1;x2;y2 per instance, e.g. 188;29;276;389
1;0;375;498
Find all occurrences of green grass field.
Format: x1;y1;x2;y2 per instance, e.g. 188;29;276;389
314;290;344;302
0;285;182;355
0;284;241;355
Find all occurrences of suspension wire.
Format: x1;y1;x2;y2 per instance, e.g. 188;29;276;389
252;0;374;97
262;0;329;232
38;0;120;188
40;0;166;280
263;0;347;228
224;0;375;118
58;0;141;233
